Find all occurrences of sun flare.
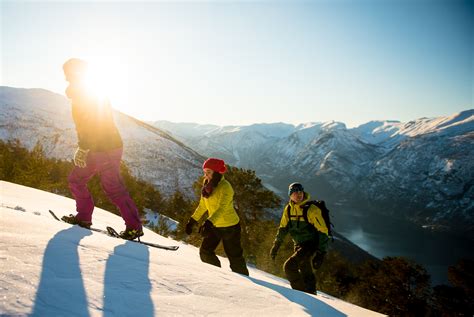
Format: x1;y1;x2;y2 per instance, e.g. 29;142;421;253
82;57;129;105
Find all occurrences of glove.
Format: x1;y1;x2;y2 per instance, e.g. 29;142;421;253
185;218;197;235
73;147;89;168
199;220;214;238
312;250;326;269
270;241;281;260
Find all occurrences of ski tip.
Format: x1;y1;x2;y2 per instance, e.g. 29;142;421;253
48;209;60;221
106;226;120;237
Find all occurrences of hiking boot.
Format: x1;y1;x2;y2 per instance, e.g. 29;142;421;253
119;227;144;240
61;214;92;229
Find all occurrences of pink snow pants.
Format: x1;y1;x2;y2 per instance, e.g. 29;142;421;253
68;147;142;230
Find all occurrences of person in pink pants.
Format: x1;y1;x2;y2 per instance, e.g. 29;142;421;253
61;58;143;240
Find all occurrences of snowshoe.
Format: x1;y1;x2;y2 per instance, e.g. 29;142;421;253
119;227;144;240
61;214;92;229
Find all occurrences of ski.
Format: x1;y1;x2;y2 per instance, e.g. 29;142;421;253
48;210;179;251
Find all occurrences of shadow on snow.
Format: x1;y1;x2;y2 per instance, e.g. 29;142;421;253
32;226;154;316
247;276;347;317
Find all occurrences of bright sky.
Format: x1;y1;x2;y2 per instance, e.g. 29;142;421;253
1;0;472;127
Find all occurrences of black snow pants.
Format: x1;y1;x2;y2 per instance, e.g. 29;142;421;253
283;240;319;294
199;222;249;276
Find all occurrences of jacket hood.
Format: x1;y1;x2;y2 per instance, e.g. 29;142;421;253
289;192;310;207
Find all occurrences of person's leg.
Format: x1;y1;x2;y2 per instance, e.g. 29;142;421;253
299;255;317;294
199;229;222;268
67;163;97;222
284;245;307;292
220;224;249;276
96;148;141;230
284;243;317;293
296;241;318;294
312;250;326;270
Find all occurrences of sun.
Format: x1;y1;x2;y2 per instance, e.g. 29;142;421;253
82;57;129;105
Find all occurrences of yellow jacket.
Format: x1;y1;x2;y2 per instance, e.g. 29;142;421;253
279;193;329;235
275;193;329;247
191;176;240;228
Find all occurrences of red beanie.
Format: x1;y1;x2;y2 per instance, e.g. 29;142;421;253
202;158;227;174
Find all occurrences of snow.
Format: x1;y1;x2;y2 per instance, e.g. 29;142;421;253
0;181;384;316
145;209;179;231
395;110;474;137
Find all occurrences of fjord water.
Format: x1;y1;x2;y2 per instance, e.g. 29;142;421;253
332;206;473;286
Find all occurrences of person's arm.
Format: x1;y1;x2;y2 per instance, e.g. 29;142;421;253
71;103;90;150
275;207;290;242
190;196;207;222
308;206;329;236
71;95;99;150
270;206;290;259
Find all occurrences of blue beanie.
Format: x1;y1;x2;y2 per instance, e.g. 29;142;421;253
288;182;304;196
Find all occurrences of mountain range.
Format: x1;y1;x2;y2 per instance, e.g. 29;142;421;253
1;86;472;240
152;110;474;239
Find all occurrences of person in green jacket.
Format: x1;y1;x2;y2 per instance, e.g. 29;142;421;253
270;182;329;294
185;158;249;276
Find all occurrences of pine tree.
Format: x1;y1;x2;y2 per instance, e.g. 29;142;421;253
348;257;431;316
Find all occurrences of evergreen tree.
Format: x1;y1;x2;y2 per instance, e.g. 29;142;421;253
163;190;195;241
448;258;474;300
149;215;174;238
347;257;431;316
428;258;474;316
315;251;358;297
431;284;472;316
143;183;165;213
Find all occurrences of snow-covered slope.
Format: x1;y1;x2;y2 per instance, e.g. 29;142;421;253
0;87;204;196
351;111;474;148
0;181;383;316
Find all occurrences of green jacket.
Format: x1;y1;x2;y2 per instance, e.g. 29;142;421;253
274;193;329;251
191;176;240;228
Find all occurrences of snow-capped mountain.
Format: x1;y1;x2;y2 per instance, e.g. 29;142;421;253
0;86;205;196
153;121;328;173
0;181;384;316
152;111;474;238
1;85;472;238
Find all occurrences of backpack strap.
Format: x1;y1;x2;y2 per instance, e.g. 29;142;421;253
286;204;292;228
286;204;303;228
302;202;311;223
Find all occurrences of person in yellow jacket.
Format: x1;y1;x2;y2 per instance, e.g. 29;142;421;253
270;182;329;294
185;158;249;276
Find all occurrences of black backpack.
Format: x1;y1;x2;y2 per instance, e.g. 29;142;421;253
286;200;334;238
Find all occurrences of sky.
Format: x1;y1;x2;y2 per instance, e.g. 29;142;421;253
1;0;472;127
0;180;383;316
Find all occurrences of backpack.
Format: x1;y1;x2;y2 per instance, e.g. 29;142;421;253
286;200;334;238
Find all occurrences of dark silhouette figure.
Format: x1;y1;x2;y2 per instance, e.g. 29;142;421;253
32;227;92;317
103;242;154;316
